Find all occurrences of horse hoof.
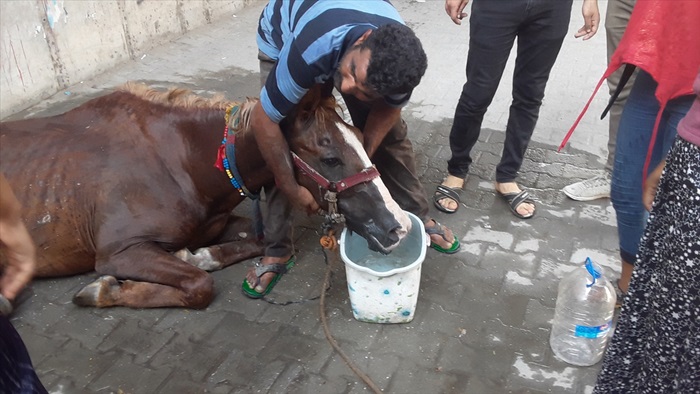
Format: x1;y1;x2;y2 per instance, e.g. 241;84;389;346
73;275;119;307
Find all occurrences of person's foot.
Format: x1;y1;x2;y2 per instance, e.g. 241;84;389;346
562;172;611;201
424;219;457;251
434;175;464;213
245;255;292;294
614;279;628;309
495;182;535;218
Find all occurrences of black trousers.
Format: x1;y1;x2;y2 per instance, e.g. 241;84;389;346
447;0;573;182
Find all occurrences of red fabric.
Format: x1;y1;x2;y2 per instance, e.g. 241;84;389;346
560;0;700;176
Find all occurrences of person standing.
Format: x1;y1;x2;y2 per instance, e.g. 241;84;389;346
559;0;700;300
433;0;599;218
593;70;700;394
563;0;637;202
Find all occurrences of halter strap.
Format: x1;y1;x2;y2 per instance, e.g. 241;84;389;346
291;152;380;193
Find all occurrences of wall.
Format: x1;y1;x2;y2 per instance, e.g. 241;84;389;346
0;0;252;119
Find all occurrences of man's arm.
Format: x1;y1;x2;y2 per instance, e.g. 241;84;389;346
362;102;402;158
250;102;320;215
0;173;36;301
574;0;599;40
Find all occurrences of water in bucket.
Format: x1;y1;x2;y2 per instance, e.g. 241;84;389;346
340;211;426;323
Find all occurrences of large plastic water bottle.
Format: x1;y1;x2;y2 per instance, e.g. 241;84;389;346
549;257;617;366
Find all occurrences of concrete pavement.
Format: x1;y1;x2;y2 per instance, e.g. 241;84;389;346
6;1;619;393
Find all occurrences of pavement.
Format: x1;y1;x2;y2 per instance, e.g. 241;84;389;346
6;1;620;393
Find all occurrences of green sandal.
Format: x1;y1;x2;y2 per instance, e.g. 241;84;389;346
241;256;296;299
425;220;460;254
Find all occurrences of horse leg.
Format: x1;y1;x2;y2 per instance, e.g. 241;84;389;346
73;242;214;309
174;238;264;272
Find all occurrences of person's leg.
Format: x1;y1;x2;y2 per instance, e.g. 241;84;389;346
611;70;694;293
594;136;700;392
494;0;572;216
563;0;637;201
604;0;637;173
244;52;295;297
342;93;457;252
436;0;522;212
0;315;48;393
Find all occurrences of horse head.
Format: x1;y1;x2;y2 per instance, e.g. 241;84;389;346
281;86;411;254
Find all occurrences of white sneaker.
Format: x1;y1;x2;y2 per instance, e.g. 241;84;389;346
562;173;611;201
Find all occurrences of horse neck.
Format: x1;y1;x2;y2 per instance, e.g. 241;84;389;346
231;120;274;195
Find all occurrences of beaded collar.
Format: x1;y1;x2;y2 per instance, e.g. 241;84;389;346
215;105;259;200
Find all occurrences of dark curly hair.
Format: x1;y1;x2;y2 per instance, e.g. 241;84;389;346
358;24;428;96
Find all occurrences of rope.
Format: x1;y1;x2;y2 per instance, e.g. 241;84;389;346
319;238;383;394
255;225;384;392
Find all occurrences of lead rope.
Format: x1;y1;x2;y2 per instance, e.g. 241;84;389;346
319;230;383;394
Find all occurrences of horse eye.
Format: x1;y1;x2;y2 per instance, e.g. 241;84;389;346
321;158;342;168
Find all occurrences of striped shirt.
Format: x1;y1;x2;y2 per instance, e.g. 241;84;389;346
257;0;408;123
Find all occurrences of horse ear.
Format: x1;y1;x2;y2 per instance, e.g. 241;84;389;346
295;85;324;121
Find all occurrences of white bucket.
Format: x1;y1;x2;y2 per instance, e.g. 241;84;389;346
339;211;426;323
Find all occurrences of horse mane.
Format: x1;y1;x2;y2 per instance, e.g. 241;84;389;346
117;81;257;130
116;82;340;133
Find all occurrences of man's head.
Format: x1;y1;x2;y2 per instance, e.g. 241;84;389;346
335;24;427;101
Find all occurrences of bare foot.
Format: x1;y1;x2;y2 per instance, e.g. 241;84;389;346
245;255;292;294
435;175;464;212
495;182;535;218
424;219;456;249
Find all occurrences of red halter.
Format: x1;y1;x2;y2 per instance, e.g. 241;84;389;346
291;152;380;193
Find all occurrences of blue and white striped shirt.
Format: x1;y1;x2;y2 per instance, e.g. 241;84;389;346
257;0;408;123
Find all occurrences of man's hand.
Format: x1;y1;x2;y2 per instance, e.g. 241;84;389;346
445;0;469;25
250;102;320;215
574;0;600;40
0;173;36;302
289;185;321;216
643;161;666;211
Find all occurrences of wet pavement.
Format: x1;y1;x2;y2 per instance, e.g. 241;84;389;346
5;1;620;393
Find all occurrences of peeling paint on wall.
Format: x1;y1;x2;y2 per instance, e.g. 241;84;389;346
45;0;65;29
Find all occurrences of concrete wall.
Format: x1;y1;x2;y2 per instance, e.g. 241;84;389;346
0;0;253;119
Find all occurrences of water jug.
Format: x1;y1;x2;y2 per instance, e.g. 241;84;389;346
549;257;617;366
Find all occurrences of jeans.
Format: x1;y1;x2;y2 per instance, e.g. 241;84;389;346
611;70;694;264
447;0;572;182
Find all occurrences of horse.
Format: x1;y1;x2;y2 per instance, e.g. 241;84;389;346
0;83;411;309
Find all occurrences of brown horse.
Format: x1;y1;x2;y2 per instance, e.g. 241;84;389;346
0;83;410;309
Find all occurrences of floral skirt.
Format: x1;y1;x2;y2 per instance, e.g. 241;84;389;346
594;136;700;393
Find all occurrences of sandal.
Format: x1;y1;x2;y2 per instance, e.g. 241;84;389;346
425;220;460;254
497;189;536;219
433;185;462;214
241;256;296;299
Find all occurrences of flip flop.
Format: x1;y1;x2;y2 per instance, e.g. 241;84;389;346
433;184;462;214
425;220;461;254
241;256;296;299
497;189;536;219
